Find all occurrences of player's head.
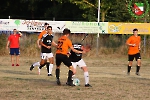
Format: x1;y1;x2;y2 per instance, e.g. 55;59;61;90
44;22;49;26
47;26;52;34
82;44;91;52
44;23;49;29
133;28;138;36
47;26;52;30
133;28;138;33
63;28;71;35
13;29;17;34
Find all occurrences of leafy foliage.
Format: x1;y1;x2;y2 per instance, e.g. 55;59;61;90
0;0;149;22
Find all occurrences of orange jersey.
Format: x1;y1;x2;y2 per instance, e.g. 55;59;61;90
38;30;47;39
126;35;141;55
56;36;73;55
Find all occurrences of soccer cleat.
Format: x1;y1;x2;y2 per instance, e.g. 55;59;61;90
66;82;75;86
16;64;19;66
85;84;92;87
30;65;34;71
136;72;140;76
56;79;61;85
66;80;75;86
12;64;14;66
48;74;53;76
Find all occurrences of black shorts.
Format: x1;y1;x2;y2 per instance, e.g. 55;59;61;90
128;53;141;61
56;54;72;67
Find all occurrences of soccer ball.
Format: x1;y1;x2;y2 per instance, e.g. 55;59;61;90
73;78;80;86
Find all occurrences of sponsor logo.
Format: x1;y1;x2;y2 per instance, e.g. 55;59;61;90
128;0;149;18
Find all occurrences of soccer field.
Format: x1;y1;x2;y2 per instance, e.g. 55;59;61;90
0;55;150;100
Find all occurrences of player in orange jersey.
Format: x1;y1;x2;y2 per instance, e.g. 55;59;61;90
37;23;49;48
126;28;141;76
55;28;86;86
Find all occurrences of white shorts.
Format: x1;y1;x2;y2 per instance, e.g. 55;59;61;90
71;59;86;69
41;53;53;59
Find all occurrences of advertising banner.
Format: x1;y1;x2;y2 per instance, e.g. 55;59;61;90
65;21;108;33
1;19;150;34
0;19;66;32
108;22;150;34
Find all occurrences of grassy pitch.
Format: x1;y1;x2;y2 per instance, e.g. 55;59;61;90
0;55;150;100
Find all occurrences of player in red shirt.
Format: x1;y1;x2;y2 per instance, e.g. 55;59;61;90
6;29;22;66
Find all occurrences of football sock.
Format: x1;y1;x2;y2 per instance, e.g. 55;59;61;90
38;67;41;75
84;72;89;84
136;65;140;72
67;70;73;83
49;64;53;74
46;62;50;74
56;69;60;80
39;63;46;69
127;66;131;73
33;62;40;67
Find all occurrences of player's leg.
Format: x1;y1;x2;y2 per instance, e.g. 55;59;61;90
67;66;75;86
39;60;47;69
81;67;92;87
63;56;75;86
127;55;134;75
16;55;19;66
47;53;54;76
66;62;77;85
30;53;42;71
11;55;15;66
135;53;141;75
10;48;15;66
55;54;62;85
15;48;20;66
71;62;77;74
39;53;47;69
30;61;40;71
78;59;92;87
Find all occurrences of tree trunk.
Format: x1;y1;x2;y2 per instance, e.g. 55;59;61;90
101;12;105;22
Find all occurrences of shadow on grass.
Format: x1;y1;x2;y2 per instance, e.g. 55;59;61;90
0;69;36;75
94;71;150;82
2;76;58;86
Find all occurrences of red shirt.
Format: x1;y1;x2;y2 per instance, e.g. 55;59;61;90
8;34;21;48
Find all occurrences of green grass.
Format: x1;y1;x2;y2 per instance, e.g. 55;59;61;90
0;56;150;100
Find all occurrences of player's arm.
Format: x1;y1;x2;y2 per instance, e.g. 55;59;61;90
138;37;141;50
126;43;135;46
39;40;51;49
138;42;141;50
68;40;85;54
126;38;136;47
52;41;58;47
18;31;22;36
37;31;44;48
37;39;41;48
6;40;10;49
70;46;85;54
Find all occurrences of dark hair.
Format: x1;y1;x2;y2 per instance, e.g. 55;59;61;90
63;28;71;35
47;26;52;30
44;23;49;26
133;28;138;32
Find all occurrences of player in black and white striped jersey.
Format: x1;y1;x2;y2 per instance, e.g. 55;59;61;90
30;26;57;76
68;43;92;87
